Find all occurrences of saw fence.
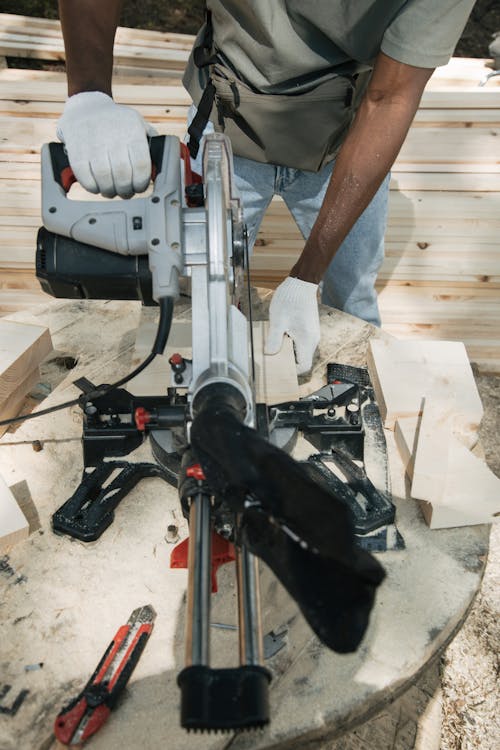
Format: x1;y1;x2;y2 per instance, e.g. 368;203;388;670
0;13;499;372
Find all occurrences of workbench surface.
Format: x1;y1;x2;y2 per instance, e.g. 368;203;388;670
0;297;489;750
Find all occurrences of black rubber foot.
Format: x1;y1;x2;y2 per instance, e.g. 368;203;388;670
178;664;271;732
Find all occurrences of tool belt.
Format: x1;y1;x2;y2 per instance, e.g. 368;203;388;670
187;13;368;173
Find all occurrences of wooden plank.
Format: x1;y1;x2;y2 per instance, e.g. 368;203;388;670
0;319;52;404
0;80;191;105
0;472;29;551
0;13;195;48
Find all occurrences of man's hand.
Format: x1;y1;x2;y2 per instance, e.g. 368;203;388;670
265;277;320;376
57;92;157;198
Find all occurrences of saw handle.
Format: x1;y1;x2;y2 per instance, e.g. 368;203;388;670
48;136;167;194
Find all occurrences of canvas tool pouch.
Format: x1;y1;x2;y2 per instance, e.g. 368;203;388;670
210;62;360;173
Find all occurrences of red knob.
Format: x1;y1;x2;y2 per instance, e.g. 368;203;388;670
186;463;206;480
134;407;151;431
169;353;184;367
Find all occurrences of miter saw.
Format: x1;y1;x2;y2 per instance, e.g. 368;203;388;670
36;133;401;733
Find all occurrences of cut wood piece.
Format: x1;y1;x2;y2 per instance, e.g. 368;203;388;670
127;315;298;404
0;367;39;437
366;338;483;433
0;319;52;405
0;472;29;551
394;415;500;529
421;439;500;528
410;398;454;502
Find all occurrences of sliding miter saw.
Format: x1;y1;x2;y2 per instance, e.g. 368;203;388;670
37;133;399;732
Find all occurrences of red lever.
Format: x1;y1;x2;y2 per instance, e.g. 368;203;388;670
170;531;236;593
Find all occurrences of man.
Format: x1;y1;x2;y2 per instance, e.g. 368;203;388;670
57;1;474;374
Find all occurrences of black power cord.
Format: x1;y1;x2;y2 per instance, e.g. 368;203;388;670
0;296;174;428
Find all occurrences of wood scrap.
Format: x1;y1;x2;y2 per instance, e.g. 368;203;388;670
0;471;29;551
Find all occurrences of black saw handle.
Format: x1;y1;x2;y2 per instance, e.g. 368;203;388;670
48;136;167;193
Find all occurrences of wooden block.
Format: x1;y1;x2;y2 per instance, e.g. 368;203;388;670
366;339;483;434
394;414;500;529
0;320;52;405
0;472;29;551
420;440;500;529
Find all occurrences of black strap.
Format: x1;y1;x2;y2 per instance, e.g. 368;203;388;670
193;10;217;68
188;10;219;158
188;80;216;158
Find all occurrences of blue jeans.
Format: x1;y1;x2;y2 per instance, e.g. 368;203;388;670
233;156;390;327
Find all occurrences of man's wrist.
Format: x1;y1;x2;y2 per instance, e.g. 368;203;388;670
290;247;329;285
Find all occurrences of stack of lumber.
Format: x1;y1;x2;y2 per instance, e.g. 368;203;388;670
367;337;500;529
0;13;499;372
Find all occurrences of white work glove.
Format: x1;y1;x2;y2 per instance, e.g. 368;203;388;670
57;91;157;198
265;277;320;376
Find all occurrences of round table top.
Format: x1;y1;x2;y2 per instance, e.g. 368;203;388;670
0;298;489;750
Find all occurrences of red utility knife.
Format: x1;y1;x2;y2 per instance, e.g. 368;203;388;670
54;605;156;746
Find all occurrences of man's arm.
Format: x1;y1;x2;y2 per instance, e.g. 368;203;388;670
290;52;434;283
56;0;155;197
58;0;123;96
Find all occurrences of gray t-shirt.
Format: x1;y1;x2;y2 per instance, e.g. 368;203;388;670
184;0;475;97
